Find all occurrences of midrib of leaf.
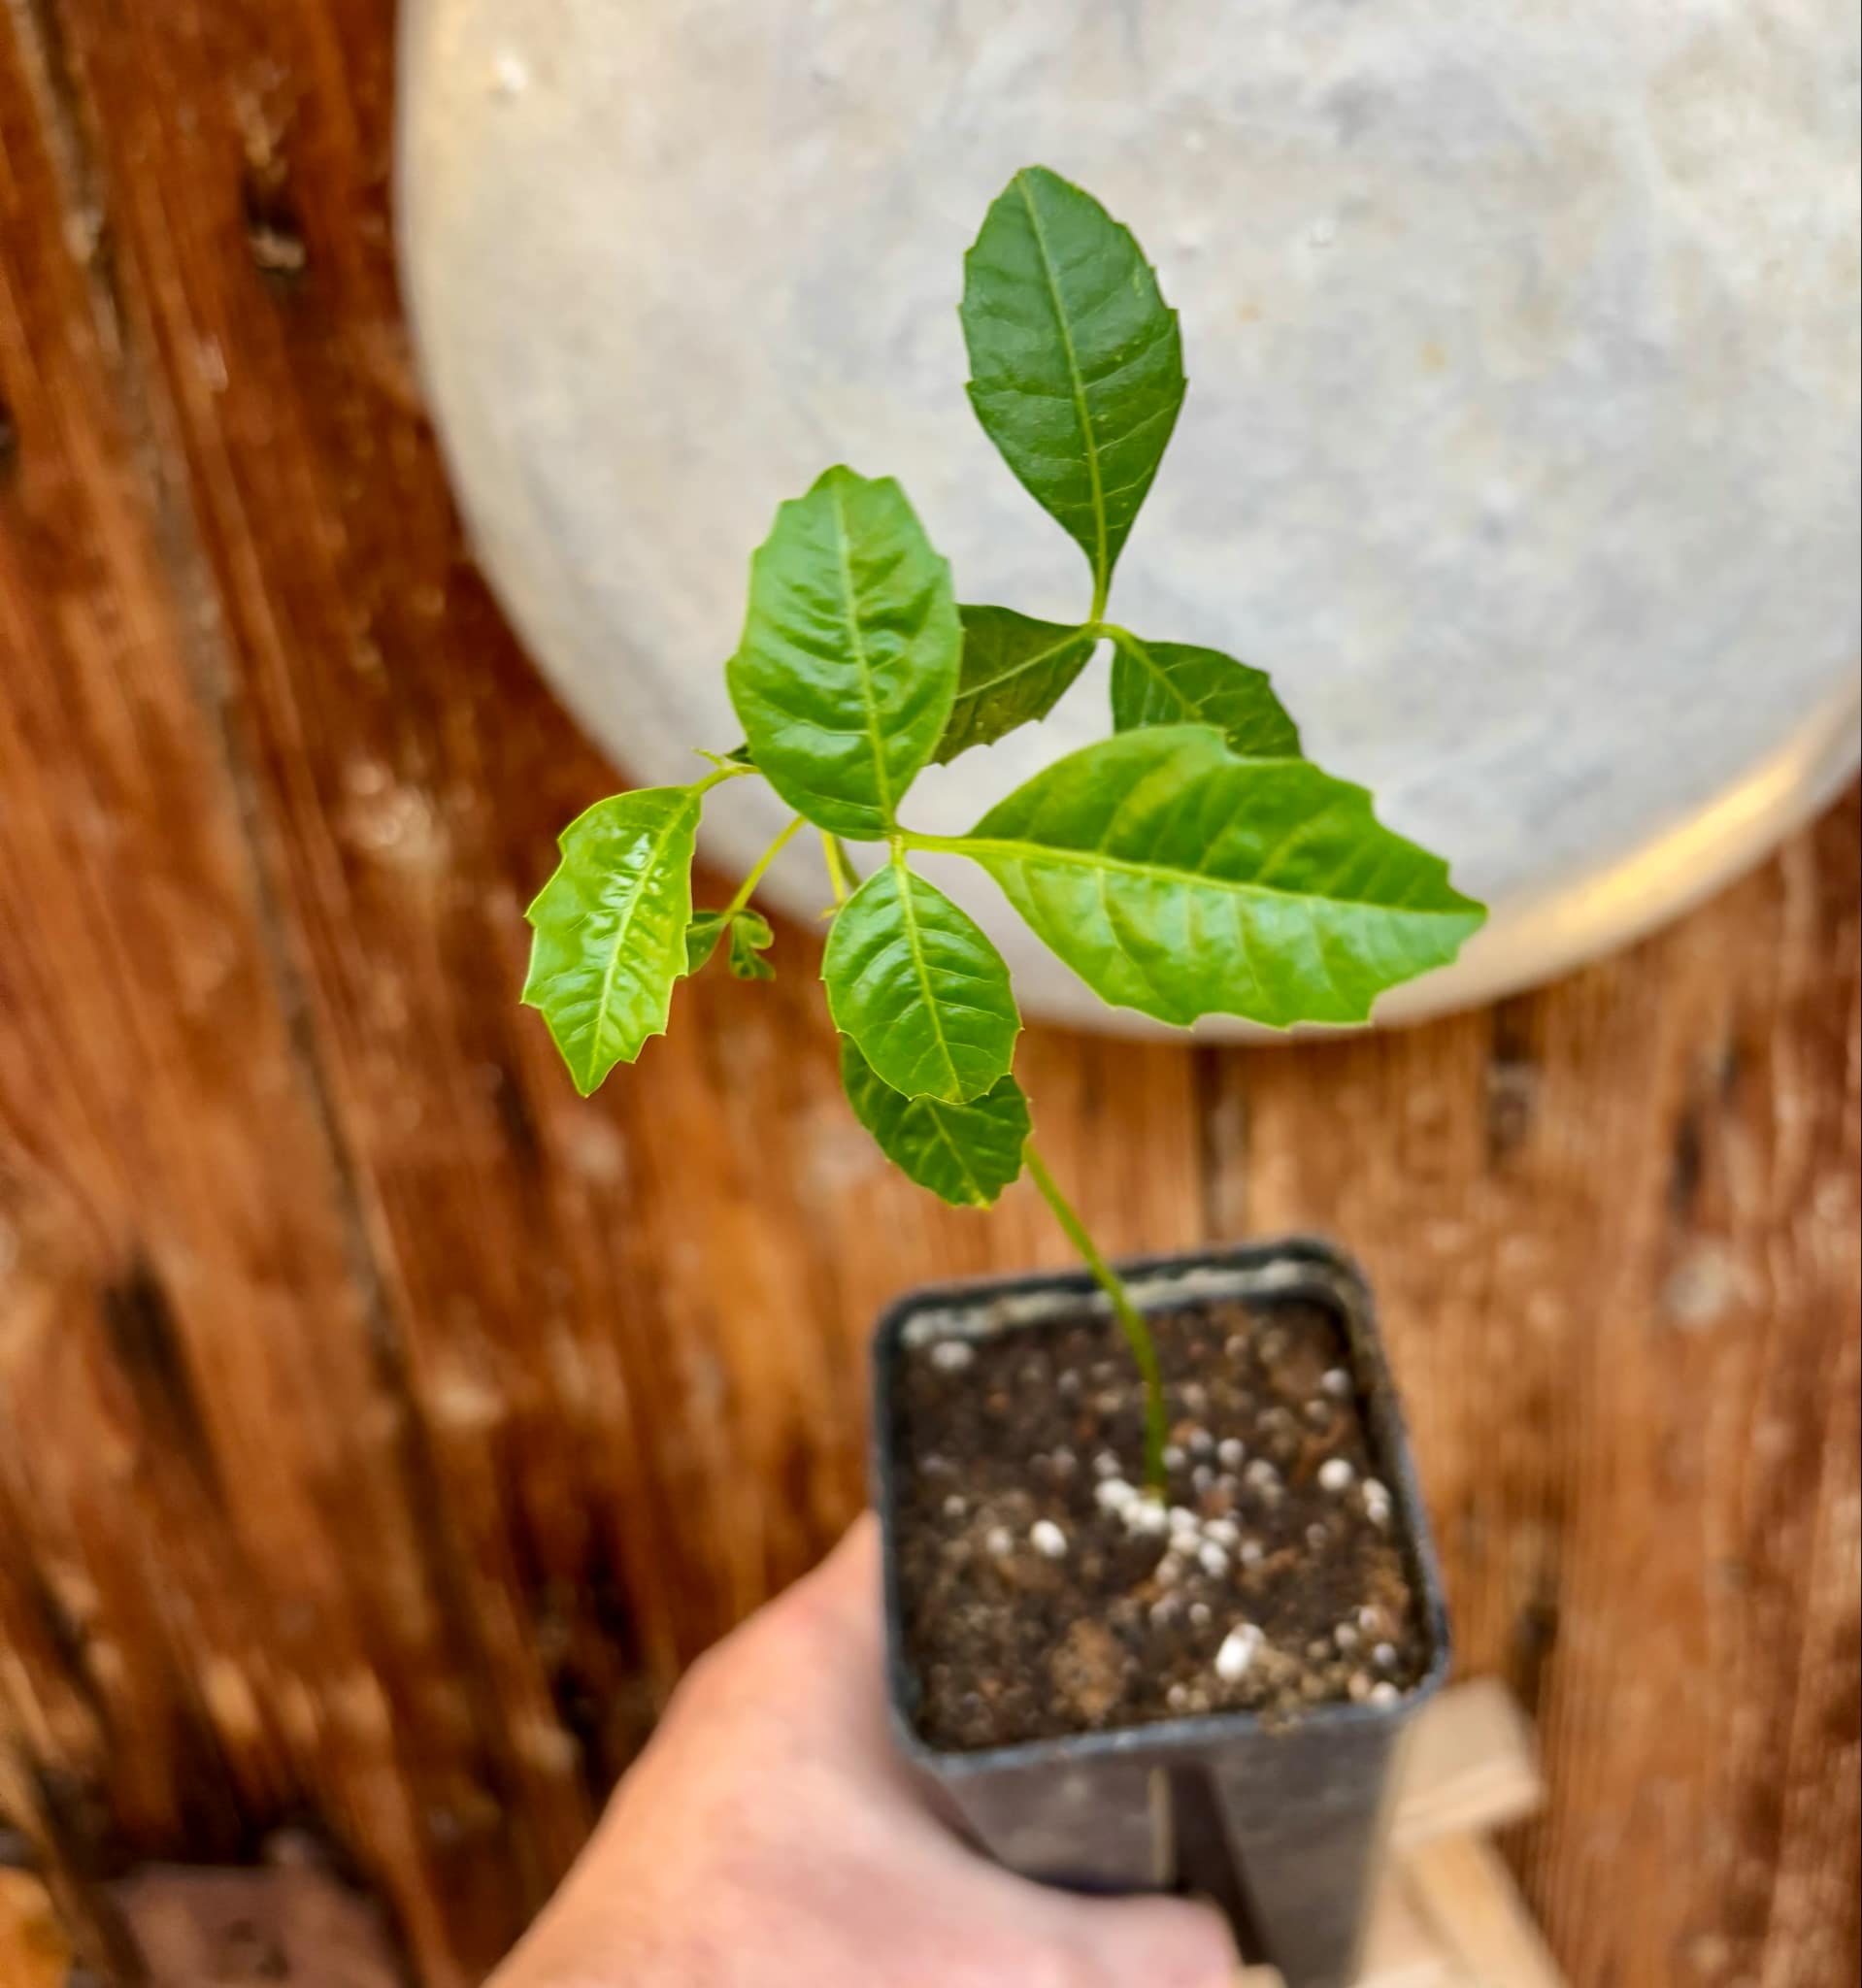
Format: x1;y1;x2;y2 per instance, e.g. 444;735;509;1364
829;480;893;824
1015;171;1109;613
1113;629;1199;720
890;856;961;1097
915;831;1467;916
964;626;1094;697
583;795;696;1083
924;1104;988;1204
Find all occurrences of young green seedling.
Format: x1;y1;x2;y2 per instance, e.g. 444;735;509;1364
523;167;1486;1498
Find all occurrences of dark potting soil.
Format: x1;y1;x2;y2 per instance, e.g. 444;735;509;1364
893;1295;1431;1752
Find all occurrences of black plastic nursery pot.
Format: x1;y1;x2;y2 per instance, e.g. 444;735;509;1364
872;1239;1451;1988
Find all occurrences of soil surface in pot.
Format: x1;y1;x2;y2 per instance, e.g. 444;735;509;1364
893;1295;1430;1751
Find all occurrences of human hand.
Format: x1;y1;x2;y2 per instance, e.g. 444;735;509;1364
490;1516;1244;1987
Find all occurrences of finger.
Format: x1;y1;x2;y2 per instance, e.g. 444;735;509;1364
785;1510;883;1655
1060;1890;1244;1988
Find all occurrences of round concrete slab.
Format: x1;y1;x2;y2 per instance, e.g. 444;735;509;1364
399;1;1860;1032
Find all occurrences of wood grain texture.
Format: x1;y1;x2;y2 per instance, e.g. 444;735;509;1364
0;1;1855;1984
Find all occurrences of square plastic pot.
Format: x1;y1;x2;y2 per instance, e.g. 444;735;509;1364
872;1238;1451;1988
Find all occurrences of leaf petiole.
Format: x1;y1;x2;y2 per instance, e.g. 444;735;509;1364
693;749;759;779
1023;1143;1170;1501
721;812;808;922
821;830;854;908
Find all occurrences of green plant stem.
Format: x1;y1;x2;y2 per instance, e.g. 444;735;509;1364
821;831;853;908
895;827;974;859
694;759;757;793
722;813;807;920
1023;1142;1169;1500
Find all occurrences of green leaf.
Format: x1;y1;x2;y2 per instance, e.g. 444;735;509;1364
840;1040;1030;1208
523;786;704;1093
933;607;1100;764
727;911;776;981
686;908;776;980
1109;632;1302;760
961;166;1185;598
822;862;1020;1103
726;466;960;840
685;911;731;975
960;726;1486;1029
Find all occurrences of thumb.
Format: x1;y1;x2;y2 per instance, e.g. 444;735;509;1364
675;1514;908;1782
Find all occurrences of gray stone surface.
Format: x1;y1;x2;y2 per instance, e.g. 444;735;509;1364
399;0;1860;1031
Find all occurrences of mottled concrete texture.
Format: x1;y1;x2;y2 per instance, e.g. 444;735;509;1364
399;0;1860;1029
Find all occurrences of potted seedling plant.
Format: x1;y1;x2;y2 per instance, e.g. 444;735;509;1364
522;167;1486;1988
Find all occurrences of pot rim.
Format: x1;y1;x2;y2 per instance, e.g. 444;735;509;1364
870;1235;1453;1781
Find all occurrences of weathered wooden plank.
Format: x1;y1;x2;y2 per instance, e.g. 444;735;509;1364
1207;789;1860;1988
16;0;1206;1944
0;10;523;1979
0;1866;71;1988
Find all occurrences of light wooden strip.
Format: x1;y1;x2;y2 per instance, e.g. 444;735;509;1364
1404;1834;1568;1988
1358;1868;1469;1987
1393;1681;1545;1849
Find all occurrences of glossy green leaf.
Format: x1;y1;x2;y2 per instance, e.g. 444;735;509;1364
728;911;776;981
960;726;1485;1029
685;911;731;975
1109;632;1302;759
726;466;960;839
933;607;1100;764
839;1040;1030;1208
961;166;1185;596
523;786;703;1093
822;863;1020;1103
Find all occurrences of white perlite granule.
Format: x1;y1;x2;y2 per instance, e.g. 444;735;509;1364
1215;1623;1264;1683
